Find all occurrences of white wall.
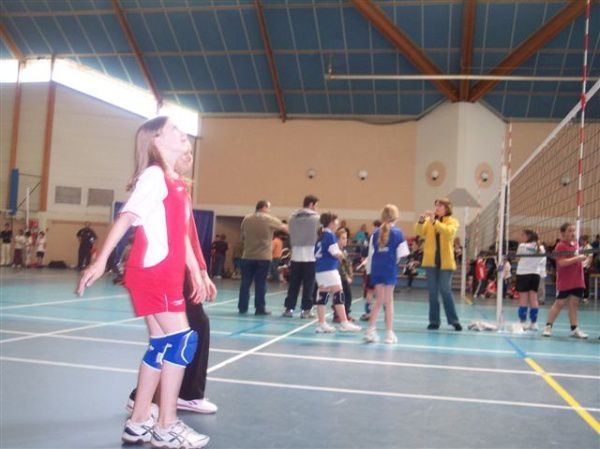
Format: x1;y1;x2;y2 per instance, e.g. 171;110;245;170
46;84;145;222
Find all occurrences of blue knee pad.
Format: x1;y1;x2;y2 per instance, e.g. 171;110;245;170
142;335;169;371
529;308;539;323
162;329;198;367
332;291;344;305
518;306;528;322
315;291;329;306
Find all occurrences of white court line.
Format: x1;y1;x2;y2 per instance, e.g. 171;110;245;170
0;294;129;311
4;312;594;362
0;313;103;325
237;332;600;361
6;329;599;380
0;293;276;345
206;318;318;374
0;286;283;312
0;315;144;344
206;297;364;374
3;355;599;414
207;376;600;413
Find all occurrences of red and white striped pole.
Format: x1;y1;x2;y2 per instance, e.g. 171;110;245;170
575;0;591;250
506;120;512;254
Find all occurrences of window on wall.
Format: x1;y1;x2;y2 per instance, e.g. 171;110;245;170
87;188;114;207
0;58;200;136
55;186;82;205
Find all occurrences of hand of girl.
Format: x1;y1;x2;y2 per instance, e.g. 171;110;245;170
189;274;209;304
76;260;106;296
200;271;217;302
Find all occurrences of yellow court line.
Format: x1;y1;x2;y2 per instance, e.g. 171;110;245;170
524;357;600;434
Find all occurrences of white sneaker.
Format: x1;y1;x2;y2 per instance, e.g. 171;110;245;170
151;420;209;449
528;322;538;331
122;415;155;444
177;398;218;414
339;321;362;332
301;309;316;319
364;327;379;343
570;327;588;339
126;399;159;420
542;325;552;337
315;323;336;333
383;330;398;344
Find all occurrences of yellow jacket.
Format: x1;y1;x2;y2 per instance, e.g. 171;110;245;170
414;216;459;271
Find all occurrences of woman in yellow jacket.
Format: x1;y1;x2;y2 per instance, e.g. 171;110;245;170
415;198;462;331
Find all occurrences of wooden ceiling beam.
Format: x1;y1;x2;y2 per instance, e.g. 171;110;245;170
469;0;587;102
255;0;287;122
111;0;162;107
0;23;25;61
459;0;477;100
350;0;458;102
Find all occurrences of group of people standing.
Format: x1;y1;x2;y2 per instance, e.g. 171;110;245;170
235;194;464;341
1;223;47;268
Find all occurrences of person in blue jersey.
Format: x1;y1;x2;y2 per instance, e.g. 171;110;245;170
314;212;362;334
364;205;410;344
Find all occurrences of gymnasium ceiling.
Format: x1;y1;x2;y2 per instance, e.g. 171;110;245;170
1;0;599;120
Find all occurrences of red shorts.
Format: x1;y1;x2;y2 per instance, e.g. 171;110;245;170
127;287;186;316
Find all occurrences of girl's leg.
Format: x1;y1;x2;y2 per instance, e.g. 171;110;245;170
545;299;565;325
567;296;579;326
383;285;394;331
368;284;385;328
129;314;164;424
144;311;190;428
330;286;348;323
316;288;327;325
528;290;539;325
518;292;529;323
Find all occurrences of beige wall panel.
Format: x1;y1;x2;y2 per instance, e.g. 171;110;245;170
195;118;417;213
45;219;109;266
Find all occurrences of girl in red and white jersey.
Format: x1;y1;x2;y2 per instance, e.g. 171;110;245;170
77;117;213;448
542;223;588;339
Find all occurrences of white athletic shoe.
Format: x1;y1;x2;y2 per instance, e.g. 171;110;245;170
339;321;362;332
177;398;218;414
570;327;588;339
151;420;209;449
122;415;155;444
527;322;538;331
126;399;159;420
542;324;552;337
383;330;398;344
364;327;379;343
315;323;336;333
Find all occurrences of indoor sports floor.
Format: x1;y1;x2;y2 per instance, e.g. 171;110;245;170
1;268;599;449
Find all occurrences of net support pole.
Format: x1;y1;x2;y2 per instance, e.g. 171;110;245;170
496;165;507;324
575;0;591;248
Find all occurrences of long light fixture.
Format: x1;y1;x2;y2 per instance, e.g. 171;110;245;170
325;72;599;82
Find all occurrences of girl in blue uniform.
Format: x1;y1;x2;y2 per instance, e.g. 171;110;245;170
365;205;410;344
314;213;361;333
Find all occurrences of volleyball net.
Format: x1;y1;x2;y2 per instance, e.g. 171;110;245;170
464;78;600;320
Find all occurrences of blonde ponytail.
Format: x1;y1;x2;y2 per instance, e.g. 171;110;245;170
379;222;391;248
378;204;399;248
